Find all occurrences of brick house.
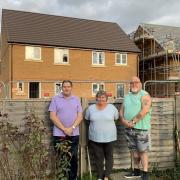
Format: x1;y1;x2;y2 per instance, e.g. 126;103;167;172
0;9;140;99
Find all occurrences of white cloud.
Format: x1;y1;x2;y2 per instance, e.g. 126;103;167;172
149;13;180;27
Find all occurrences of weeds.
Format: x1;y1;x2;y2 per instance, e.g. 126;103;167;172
150;162;180;180
0;111;71;180
79;172;97;180
55;140;72;180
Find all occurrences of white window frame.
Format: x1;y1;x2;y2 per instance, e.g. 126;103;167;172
92;51;105;65
92;83;105;96
116;83;125;98
115;53;127;65
54;48;69;64
25;46;41;60
54;83;62;95
17;82;24;92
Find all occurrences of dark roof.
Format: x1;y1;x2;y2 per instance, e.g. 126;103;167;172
2;9;140;53
141;23;180;50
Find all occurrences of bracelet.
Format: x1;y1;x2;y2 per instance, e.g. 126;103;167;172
72;125;76;129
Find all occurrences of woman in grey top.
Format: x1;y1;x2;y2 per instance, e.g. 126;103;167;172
85;90;119;180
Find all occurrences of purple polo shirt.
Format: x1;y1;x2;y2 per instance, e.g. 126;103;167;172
48;93;82;137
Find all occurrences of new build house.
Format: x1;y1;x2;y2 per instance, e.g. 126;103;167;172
0;9;140;99
132;23;180;97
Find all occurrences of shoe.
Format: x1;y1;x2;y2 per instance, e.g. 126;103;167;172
141;171;148;180
124;168;141;178
124;172;141;178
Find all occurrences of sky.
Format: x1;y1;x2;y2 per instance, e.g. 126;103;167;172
1;0;180;33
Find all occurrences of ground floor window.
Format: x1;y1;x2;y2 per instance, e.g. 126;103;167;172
117;84;124;98
92;83;105;95
55;83;62;95
17;82;24;92
29;82;40;98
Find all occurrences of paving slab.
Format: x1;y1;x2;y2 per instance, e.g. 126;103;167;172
110;172;141;180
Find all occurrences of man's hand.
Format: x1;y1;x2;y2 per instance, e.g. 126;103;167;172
123;120;134;128
128;121;135;128
64;127;73;136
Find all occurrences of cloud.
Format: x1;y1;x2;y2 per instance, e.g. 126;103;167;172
0;0;180;33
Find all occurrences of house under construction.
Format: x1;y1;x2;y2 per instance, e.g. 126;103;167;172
131;23;180;97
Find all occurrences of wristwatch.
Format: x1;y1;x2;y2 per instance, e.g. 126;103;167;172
132;120;136;125
72;125;76;129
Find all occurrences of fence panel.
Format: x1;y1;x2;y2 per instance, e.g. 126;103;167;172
85;98;175;171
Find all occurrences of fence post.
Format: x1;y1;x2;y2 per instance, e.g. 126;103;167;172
175;95;180;160
0;81;7;99
79;98;89;177
175;95;180;131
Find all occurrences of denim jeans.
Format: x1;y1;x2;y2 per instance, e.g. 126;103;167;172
54;136;79;180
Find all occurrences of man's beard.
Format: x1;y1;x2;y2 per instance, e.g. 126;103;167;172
131;88;139;93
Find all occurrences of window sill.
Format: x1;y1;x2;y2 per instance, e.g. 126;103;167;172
54;63;70;65
91;65;106;68
24;59;43;62
15;92;25;96
114;64;127;66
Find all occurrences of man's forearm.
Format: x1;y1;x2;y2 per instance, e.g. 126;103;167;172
72;112;83;128
119;105;124;124
50;112;66;131
132;103;151;124
120;116;126;126
132;111;146;124
119;106;132;128
132;95;151;124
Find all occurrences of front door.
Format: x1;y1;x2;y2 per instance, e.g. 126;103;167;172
29;82;40;98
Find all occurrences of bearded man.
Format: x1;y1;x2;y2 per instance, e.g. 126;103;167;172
120;76;152;180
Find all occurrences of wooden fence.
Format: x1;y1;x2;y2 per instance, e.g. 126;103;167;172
0;97;178;176
80;98;176;173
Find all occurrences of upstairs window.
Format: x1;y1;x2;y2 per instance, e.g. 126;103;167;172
115;53;127;65
25;46;41;60
92;51;105;65
54;49;69;64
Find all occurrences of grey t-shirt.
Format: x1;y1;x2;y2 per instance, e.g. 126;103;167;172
85;104;119;143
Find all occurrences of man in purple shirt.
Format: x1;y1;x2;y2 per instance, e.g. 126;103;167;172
49;80;83;180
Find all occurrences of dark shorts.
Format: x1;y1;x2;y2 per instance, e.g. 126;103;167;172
125;128;151;152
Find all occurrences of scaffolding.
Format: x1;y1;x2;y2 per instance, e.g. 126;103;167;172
131;24;180;97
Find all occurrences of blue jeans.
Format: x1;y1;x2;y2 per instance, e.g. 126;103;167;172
54;136;79;180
